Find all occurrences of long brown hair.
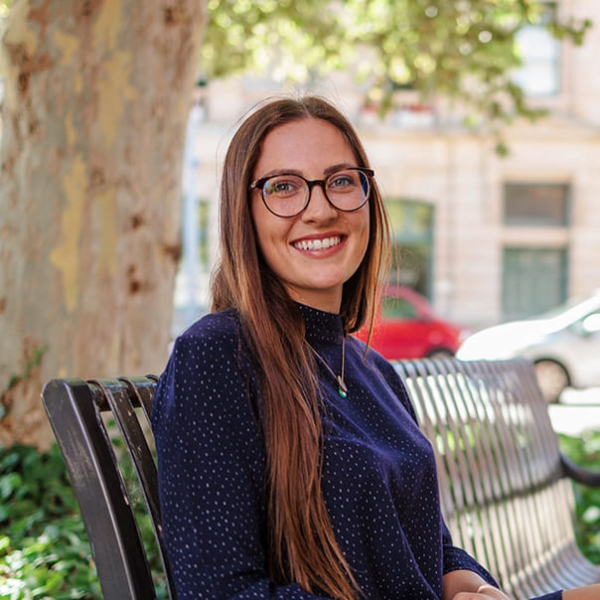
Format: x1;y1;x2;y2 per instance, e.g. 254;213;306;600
212;96;390;598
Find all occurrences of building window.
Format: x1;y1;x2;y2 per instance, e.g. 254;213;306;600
512;3;560;96
503;182;570;226
502;247;567;319
385;199;434;297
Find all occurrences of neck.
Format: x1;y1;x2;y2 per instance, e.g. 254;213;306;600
285;286;342;314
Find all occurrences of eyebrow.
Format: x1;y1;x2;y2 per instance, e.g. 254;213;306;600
257;163;358;180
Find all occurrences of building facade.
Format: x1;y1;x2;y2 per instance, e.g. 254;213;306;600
177;0;600;332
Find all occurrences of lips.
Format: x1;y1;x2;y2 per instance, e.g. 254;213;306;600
293;236;342;251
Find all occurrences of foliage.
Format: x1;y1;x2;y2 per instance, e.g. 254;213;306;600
0;443;100;599
0;1;592;153
0;443;168;600
559;431;600;565
202;0;591;149
0;0;12;20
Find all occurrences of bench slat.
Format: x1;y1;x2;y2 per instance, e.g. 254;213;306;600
92;378;175;598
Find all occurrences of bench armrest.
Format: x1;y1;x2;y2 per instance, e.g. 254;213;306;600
560;453;600;487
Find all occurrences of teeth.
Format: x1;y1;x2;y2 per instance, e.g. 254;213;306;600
294;236;341;251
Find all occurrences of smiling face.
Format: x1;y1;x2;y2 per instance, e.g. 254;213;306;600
251;118;370;313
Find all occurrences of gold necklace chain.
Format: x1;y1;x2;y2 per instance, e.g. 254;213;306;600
308;336;348;398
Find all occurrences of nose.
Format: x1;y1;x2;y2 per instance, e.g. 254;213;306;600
301;182;337;222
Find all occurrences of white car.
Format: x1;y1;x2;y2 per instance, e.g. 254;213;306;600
456;290;600;402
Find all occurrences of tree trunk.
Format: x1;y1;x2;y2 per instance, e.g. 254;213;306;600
0;0;207;448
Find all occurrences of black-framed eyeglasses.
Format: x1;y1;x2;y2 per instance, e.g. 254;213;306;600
249;167;374;218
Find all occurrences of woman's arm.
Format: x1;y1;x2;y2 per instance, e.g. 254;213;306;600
563;585;600;600
451;582;600;600
152;316;329;599
375;355;509;599
443;571;511;600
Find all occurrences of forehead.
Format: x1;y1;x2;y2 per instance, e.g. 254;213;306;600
254;118;356;176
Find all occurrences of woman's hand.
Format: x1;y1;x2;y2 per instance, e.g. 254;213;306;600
443;570;512;600
453;584;512;600
455;582;600;600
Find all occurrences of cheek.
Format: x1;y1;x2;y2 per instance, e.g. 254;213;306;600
250;195;263;234
251;198;288;261
251;197;273;244
355;210;371;256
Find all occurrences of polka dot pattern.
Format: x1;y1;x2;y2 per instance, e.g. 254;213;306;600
152;304;561;600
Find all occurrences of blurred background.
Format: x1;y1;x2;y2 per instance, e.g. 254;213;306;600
173;1;600;408
176;2;599;330
1;1;600;595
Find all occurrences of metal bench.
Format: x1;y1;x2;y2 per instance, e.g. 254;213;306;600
394;358;600;598
41;358;600;600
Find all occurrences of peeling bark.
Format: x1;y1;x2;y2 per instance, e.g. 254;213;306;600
0;0;207;448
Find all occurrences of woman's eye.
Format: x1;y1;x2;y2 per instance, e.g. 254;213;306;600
329;173;354;190
266;178;300;195
275;182;293;193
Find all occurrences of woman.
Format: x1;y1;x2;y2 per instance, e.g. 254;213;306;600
152;96;598;599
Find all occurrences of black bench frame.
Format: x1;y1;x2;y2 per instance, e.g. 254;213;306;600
41;359;600;599
41;376;174;600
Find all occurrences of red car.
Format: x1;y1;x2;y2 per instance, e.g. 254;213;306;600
354;285;469;360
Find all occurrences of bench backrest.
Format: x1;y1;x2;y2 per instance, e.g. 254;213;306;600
394;358;590;598
42;376;173;600
41;358;594;600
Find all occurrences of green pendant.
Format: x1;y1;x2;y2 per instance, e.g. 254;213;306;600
337;376;348;398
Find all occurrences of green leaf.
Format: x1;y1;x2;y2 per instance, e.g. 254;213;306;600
200;0;592;144
0;472;22;500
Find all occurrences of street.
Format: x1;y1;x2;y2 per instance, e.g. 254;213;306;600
549;387;600;436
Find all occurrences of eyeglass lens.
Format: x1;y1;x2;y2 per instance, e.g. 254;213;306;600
260;169;371;217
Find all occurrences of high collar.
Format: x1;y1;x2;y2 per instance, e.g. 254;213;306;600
296;303;344;346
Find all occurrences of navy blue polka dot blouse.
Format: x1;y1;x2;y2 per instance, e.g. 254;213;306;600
152;304;562;600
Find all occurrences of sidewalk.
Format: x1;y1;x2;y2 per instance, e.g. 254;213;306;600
548;387;600;436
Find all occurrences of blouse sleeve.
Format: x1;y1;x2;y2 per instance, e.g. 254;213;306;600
151;315;329;599
441;526;497;585
371;354;501;587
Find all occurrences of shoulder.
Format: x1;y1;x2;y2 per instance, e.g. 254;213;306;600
169;309;243;364
158;309;246;394
152;309;254;423
348;335;416;416
348;334;397;378
177;309;240;347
